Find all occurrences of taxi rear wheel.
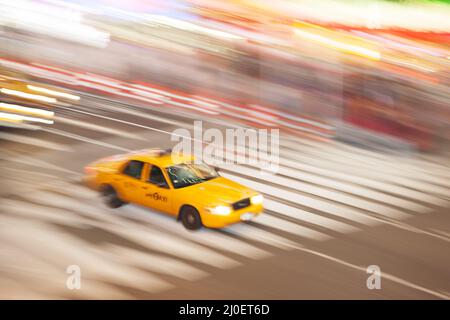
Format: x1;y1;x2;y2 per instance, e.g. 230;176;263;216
102;186;124;209
180;206;202;230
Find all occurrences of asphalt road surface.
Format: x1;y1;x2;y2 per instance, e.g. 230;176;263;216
1;91;449;299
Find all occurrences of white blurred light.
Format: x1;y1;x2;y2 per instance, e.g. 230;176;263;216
0;88;57;103
0;0;110;48
145;15;244;40
294;29;381;60
0;102;54;118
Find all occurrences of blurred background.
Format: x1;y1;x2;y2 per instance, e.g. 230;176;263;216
1;0;449;149
0;0;449;299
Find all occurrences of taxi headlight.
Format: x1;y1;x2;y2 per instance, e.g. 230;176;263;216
250;194;264;205
208;205;232;215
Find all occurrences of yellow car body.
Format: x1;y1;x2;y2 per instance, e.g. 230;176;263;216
83;148;263;229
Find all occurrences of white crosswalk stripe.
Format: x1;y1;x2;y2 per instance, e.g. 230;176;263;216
123;205;272;260
277;156;446;206
222;223;300;250
2;199;89;227
220;164;415;219
95;245;209;281
281;139;450;187
0;132;72;151
263;199;359;234
46;180;99;199
0;216;174;294
278;146;450;197
20;191;241;270
216;150;437;211
274;164;432;211
221;172;379;226
252;214;331;241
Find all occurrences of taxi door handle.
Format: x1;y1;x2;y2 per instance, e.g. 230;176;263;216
141;186;148;190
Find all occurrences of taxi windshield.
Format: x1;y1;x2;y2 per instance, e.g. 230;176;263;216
166;162;219;189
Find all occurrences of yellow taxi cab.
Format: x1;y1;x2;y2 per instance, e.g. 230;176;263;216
83;148;263;230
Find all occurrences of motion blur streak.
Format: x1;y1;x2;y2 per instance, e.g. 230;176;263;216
0;0;449;300
0;88;57;103
293;28;381;60
0;103;54;118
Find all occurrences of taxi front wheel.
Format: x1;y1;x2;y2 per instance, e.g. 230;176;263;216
102;186;125;209
180;206;203;230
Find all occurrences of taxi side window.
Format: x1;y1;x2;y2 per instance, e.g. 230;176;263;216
148;165;169;188
122;160;144;180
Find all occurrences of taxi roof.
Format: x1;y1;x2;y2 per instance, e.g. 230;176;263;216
125;148;195;168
